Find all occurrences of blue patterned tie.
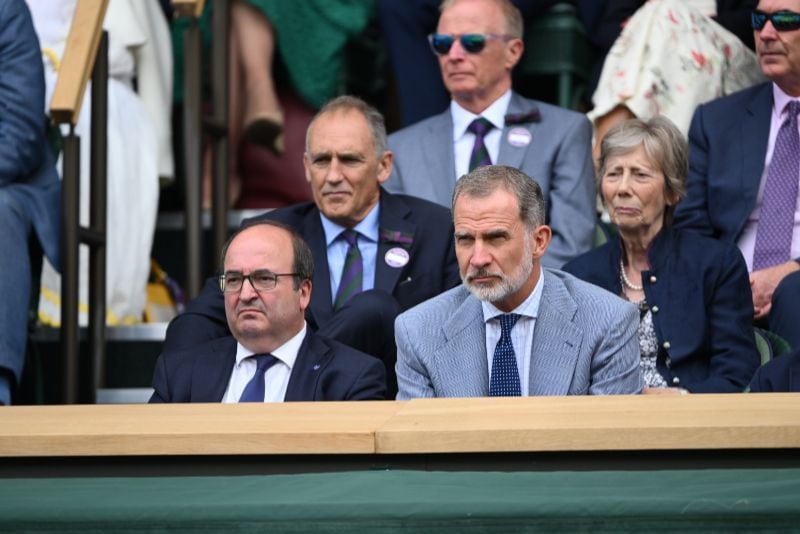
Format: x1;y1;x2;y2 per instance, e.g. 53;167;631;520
753;100;800;271
238;354;278;402
333;229;363;310
468;117;494;172
489;313;522;396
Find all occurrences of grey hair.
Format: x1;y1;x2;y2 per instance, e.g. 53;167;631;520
452;165;546;228
305;95;388;158
439;0;524;38
221;219;314;290
597;116;688;225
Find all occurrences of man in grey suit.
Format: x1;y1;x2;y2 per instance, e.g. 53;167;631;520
384;0;596;268
395;165;643;399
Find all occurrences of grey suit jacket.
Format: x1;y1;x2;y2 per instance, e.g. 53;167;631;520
394;269;643;399
385;92;596;268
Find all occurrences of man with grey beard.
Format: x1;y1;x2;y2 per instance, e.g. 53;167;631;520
394;165;643;399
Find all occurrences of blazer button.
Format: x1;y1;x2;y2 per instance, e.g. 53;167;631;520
649;275;657;283
663;341;671;350
652;305;659;313
665;357;671;368
672;376;680;385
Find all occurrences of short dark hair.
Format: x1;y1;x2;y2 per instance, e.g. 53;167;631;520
220;220;314;290
306;95;388;157
452;165;546;228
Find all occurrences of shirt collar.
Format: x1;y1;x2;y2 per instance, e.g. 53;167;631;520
481;266;545;323
451;89;513;140
235;322;308;370
772;83;800;119
319;202;380;246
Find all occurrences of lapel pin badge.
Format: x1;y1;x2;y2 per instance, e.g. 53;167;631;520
507;127;532;147
385;247;410;268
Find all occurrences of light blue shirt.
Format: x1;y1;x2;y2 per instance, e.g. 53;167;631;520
451;89;512;181
319;203;380;303
481;267;545;396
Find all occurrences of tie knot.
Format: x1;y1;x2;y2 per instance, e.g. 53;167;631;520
498;313;520;337
340;229;359;247
468;117;494;137
785;100;800;120
249;353;277;371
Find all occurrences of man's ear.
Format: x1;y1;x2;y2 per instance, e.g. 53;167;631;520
303;153;312;183
376;150;394;184
505;38;524;70
531;224;552;259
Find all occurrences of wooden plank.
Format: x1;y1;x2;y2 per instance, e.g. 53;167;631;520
375;394;800;453
0;402;401;457
172;0;206;18
49;0;108;125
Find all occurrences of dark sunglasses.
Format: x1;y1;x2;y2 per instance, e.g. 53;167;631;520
752;10;800;31
428;33;512;55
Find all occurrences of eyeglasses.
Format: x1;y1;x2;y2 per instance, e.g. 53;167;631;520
219;270;299;293
428;33;513;55
752;10;800;31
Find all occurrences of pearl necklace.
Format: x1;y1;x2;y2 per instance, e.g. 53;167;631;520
620;259;643;291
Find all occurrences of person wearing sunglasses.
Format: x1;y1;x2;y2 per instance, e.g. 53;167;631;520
150;220;387;403
384;0;597;269
674;0;800;352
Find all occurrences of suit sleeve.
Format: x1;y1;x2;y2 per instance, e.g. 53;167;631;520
686;245;759;392
343;357;388;400
543;113;597;268
588;301;644;394
673;105;715;236
148;353;171;403
394;313;436;400
0;0;47;186
163;276;229;352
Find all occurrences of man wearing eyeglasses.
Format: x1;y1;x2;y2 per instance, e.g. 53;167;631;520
150;221;387;403
163;96;459;399
675;0;800;349
384;0;597;269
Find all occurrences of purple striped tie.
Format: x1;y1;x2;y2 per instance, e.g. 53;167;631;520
468;117;494;172
753;100;800;271
333;229;363;309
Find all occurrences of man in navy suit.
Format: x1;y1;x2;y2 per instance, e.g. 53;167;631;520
674;0;800;348
150;220;386;403
163;96;460;397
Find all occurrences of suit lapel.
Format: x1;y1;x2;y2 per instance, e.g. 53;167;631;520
284;330;331;401
375;191;415;293
439;296;490;396
737;84;773;236
191;337;236;402
529;271;582;395
498;92;538;170
421;111;457;205
304;211;335;328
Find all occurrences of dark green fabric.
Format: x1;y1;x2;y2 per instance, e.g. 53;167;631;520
1;469;799;532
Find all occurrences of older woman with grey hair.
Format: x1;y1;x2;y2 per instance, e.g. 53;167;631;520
564;117;759;393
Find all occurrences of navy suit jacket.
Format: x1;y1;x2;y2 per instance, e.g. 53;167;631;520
163;188;460;352
150;330;387;402
673;82;772;242
564;228;760;392
749;349;800;393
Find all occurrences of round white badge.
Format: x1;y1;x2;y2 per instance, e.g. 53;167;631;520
507;127;532;147
384;247;410;268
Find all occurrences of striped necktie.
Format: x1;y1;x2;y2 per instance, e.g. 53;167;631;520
468;117;494;172
333;229;363;309
753;100;800;270
489;313;522;396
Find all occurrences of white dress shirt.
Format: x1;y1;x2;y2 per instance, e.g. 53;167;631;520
481;267;545;396
451;89;513;181
737;83;800;271
222;323;307;403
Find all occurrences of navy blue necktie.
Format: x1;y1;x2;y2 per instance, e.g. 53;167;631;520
238;354;278;402
489;314;522;396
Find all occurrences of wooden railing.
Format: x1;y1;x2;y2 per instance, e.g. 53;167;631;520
49;0;109;404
